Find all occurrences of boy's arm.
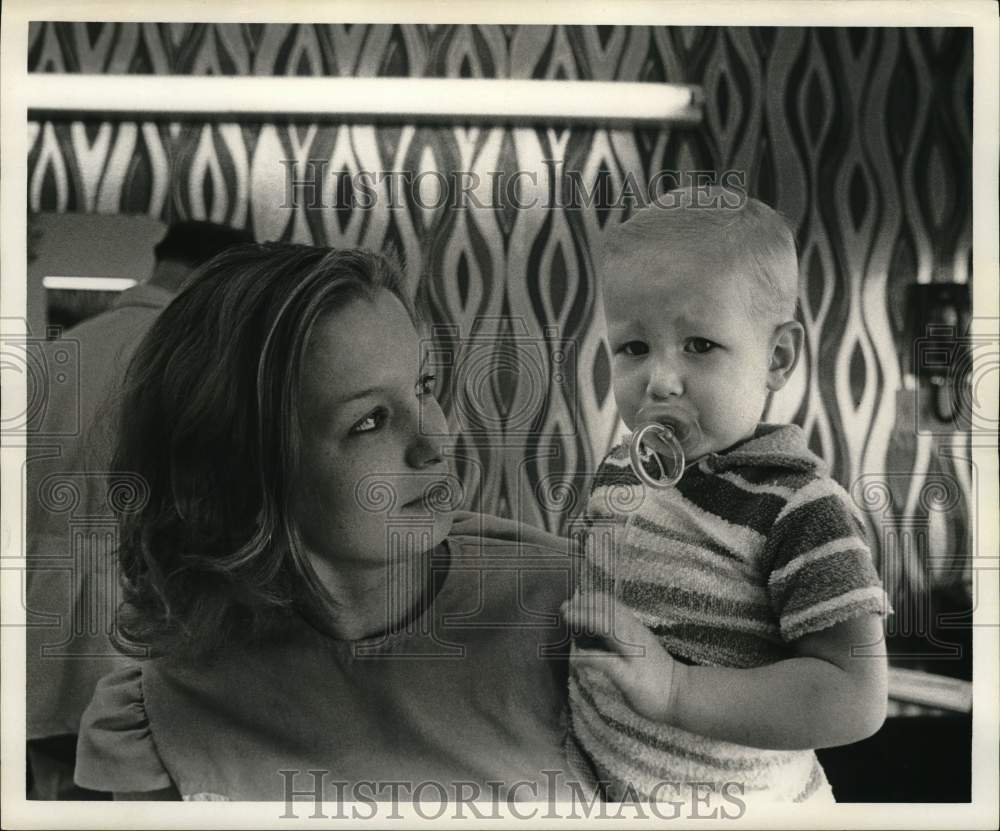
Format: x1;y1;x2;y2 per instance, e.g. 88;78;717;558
565;592;888;750
673;614;888;749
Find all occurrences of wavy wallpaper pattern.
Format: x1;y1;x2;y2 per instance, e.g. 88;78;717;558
27;23;974;631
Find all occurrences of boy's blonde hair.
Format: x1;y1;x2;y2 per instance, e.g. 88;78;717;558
599;187;800;322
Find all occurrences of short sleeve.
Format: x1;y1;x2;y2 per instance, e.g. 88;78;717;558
766;479;892;641
74;664;174;793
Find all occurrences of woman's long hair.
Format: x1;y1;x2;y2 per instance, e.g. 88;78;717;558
110;243;419;658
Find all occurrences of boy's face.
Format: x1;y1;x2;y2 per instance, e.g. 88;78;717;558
602;243;788;463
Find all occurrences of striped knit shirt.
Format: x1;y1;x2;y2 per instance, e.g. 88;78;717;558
570;423;890;803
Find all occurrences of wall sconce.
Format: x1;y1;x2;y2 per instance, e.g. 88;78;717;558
26;73;703;126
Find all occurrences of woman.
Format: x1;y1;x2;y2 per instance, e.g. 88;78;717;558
74;244;589;801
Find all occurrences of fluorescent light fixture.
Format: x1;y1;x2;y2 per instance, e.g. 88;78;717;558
26;74;703;125
43;276;138;291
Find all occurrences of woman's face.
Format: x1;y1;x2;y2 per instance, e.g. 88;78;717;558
292;289;454;574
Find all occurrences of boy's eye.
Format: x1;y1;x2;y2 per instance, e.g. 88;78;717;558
685;338;717;354
619;341;649;357
416;372;437;397
350;406;388;435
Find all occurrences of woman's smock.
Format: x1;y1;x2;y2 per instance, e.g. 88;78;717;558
75;533;589;801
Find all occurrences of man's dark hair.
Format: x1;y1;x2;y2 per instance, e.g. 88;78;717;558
153;220;255;269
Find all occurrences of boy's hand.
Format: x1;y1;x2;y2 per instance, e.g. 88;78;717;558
561;590;682;724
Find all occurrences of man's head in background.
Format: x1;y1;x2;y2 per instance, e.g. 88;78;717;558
149;220;256;292
46;221;255;332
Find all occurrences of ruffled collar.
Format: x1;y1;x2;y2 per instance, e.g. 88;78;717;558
696;423;826;475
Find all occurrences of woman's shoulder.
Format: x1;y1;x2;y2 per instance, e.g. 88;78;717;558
74;662;175;795
448;512;578;556
445;517;577;616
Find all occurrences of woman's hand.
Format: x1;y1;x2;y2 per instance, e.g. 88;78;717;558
561;590;682;724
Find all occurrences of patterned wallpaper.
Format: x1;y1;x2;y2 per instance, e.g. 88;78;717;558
27;23;974;646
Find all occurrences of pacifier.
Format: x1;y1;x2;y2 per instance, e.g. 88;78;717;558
627;408;700;489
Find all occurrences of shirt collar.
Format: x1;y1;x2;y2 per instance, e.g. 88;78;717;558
699;423;825;475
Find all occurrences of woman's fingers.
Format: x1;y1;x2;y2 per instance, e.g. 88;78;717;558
563;590;642;634
572;647;625;676
566;591;680;724
562;592;616;638
562;593;654;659
561;596;604;636
572;648;638;691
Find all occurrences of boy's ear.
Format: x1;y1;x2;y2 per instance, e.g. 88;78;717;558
767;321;804;391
